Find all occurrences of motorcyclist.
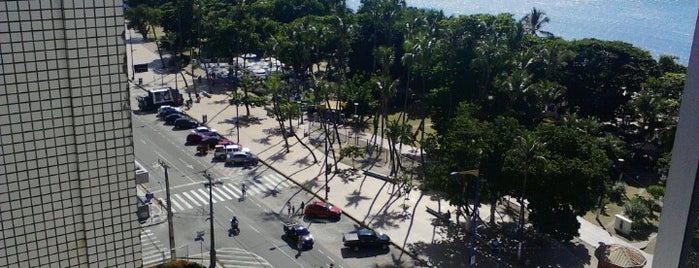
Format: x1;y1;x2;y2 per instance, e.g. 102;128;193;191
230;216;239;230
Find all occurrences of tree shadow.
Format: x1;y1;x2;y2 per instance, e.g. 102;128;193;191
302;176;321;190
268;148;288;162
367;210;408;230
345;190;372;209
294;155;312;167
340;246;391;259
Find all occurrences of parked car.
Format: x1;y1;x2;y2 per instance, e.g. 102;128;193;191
225;151;259;166
282;222;314;250
342;228;390;251
214;144;241;160
174;118;199;129
200;136;228;146
186;132;207;144
192;126;218;137
304;201;342;219
157;105;182;116
158;107;183;118
164;113;186;125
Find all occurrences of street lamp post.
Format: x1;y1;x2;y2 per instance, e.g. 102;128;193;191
297;101;304;124
202;171;221;268
353;102;359;145
129;28;135;80
450;170;481;268
236;100;240;144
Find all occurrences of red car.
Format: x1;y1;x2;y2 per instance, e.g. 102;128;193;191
304;201;342;219
186;132;208;144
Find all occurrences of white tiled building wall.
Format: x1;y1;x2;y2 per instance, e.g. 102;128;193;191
0;1;140;267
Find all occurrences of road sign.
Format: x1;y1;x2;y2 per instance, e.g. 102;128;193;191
195;231;205;241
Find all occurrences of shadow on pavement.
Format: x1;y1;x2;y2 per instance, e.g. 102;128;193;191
340;246;391;258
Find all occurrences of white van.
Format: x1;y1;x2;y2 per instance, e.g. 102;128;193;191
214;144;240;160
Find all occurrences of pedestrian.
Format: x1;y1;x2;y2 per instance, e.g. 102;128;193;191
241;183;247;198
297;236;304;254
287;204;292;215
291;205;295;215
299;201;305;214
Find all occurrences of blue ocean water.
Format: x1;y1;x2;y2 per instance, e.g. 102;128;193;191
347;0;698;65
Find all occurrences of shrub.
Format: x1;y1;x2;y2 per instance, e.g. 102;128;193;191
647;184;665;201
610;181;627;202
154;260;206;268
623;196;651;224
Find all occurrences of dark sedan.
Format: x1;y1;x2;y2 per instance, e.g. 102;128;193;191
157;108;183;118
186;132;208;144
164;113;186;125
174;118;199;129
283;223;314;250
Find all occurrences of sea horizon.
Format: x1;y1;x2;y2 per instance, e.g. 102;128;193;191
347;0;698;65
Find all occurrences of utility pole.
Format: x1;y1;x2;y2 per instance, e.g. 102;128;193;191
158;159;176;260
236;100;240;144
323;119;330;200
129;28;135;80
202;171;220;268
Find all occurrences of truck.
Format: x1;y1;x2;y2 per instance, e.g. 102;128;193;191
342;228;391;251
137;87;184;111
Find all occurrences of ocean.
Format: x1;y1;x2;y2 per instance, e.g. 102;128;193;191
346;0;698;65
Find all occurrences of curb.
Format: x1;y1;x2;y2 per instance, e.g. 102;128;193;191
137;184;167;227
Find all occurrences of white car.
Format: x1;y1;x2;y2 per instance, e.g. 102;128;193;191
214;144;250;160
192;126;218;137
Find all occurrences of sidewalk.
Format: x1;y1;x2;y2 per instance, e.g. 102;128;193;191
127;28;653;267
136;184;167;227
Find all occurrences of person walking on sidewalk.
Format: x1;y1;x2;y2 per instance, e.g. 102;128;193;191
299;201;305;215
287;201;292;215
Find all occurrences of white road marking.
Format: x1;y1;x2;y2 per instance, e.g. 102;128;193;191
212;187;232;201
181;192;201;207
194;189;211;204
173;195;193;209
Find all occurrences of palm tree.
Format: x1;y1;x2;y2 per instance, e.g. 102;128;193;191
519;7;553;37
507;133;547;260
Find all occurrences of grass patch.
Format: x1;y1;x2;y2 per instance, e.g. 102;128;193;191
146;25;166;41
582;184;660;242
386;112;435;141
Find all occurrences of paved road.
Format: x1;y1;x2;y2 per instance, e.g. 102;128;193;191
130;94;415;267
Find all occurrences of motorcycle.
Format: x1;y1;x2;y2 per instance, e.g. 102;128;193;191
229;218;240;236
229;226;240;236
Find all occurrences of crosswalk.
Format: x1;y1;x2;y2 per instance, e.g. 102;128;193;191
211;248;274;267
168;173;292;213
141;229;171;267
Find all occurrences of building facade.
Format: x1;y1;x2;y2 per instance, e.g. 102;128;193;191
0;1;140;267
653;9;699;268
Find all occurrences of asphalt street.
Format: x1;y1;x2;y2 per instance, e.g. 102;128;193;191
130;87;413;267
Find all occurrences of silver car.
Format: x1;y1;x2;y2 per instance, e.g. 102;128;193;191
225;151;259;166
